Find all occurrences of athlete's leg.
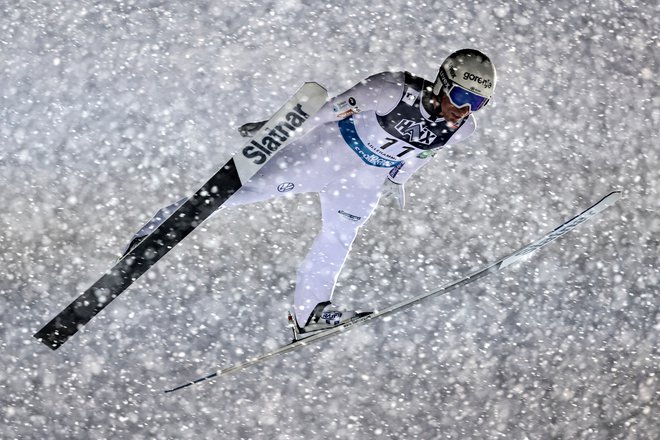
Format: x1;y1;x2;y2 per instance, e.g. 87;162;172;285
219;128;331;209
293;165;387;325
123;128;331;251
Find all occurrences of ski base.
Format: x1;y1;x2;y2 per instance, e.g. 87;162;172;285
164;191;622;393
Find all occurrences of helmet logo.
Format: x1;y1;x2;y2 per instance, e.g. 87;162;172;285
448;64;457;78
463;71;493;89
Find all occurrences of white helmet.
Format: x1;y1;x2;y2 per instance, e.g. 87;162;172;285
433;49;496;111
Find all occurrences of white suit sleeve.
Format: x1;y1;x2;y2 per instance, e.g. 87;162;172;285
310;72;405;127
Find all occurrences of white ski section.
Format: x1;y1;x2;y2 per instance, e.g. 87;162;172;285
499;191;622;269
233;82;328;183
164;190;622;393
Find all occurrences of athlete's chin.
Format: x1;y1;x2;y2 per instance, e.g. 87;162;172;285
443;114;462;124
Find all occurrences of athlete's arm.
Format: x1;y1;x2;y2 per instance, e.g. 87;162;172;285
239;72;405;137
310;72;406;126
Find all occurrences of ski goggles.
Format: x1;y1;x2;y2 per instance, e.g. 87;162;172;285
435;68;490;112
445;84;489;112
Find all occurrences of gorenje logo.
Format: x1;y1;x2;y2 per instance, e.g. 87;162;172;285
242;103;310;164
463;71;492;89
394;119;437;145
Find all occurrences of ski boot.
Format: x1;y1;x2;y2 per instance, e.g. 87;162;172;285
119;197;188;259
288;302;371;341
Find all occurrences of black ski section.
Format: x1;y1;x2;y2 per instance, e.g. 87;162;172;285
33;82;329;350
34;160;242;350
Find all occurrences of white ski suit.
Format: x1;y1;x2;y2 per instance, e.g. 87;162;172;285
131;71;478;325
223;71;477;324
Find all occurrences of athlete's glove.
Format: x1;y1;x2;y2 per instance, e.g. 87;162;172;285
238;120;267;137
382;178;405;210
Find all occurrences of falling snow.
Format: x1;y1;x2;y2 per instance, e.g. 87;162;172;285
1;1;658;439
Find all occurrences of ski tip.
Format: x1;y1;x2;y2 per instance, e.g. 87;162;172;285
163;383;190;394
33;328;67;351
597;190;623;209
35;339;61;351
605;189;623;203
604;189;623;199
163;372;219;394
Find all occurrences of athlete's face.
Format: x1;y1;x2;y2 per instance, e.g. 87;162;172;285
439;92;471;123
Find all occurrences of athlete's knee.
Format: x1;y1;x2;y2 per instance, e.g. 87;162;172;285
320;221;360;249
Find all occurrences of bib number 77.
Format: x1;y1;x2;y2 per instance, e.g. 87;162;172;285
381;137;415;158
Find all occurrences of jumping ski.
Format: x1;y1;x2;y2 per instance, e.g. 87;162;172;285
34;83;329;350
164;190;622;393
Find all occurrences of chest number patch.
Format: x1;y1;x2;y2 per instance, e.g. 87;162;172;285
381;137;415;158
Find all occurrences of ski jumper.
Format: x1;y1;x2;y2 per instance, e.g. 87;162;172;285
127;72;478;325
220;71;477;324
